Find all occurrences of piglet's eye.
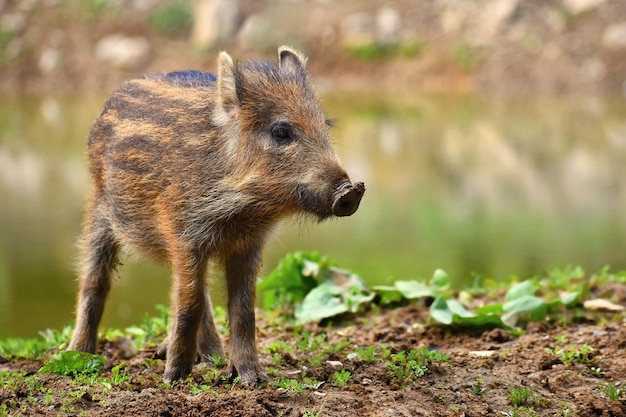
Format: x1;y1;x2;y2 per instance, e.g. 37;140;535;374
271;123;293;144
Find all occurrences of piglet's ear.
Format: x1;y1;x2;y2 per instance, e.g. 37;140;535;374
278;45;307;77
217;51;239;112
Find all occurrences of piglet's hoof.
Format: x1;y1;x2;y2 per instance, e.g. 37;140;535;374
229;362;271;387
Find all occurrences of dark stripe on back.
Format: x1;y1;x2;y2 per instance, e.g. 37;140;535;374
108;134;163;175
164;70;217;87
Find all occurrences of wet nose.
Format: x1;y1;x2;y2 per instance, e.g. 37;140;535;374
332;182;365;217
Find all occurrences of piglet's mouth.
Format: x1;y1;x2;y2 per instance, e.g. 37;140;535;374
331;182;365;217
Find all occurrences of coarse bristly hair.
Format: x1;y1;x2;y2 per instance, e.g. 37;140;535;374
68;46;364;386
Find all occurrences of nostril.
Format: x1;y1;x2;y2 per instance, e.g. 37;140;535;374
339;200;352;210
332;182;365;217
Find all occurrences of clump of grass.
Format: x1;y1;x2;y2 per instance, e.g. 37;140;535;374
272;376;321;393
468;377;488;396
508;386;547;408
544;344;595;367
39;350;105;378
599;382;623;400
386;348;448;386
354;345;377;362
0;325;73;360
332;369;351;388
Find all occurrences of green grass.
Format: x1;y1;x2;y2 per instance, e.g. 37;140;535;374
261;254;626;330
468;377;488;396
272;376;303;392
599;382;623;400
507;386;547;409
332;369;351;388
353;346;377;362
0;325;73;360
1;257;625;416
386;348;449;386
544;344;595;367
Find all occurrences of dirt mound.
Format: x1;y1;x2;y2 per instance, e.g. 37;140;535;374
2;304;625;416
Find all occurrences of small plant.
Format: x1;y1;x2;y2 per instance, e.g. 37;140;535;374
545;344;595;367
228;375;242;390
332;369;351;388
208;353;228;368
271;352;285;366
502;407;540;417
559;402;572;416
264;340;293;354
303;401;325;417
125;304;169;350
591;367;603;377
379;345;392;360
101;362;130;390
308;354;325;367
188;381;217;396
468;377;488;396
272;377;308;393
39;350;105;378
599;382;623;400
324;340;350;355
202;368;221;385
508;387;534;407
386;348;448;386
0;325;73;360
507;386;547;409
353;345;377;362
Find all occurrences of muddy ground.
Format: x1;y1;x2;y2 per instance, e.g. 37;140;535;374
1;303;625;416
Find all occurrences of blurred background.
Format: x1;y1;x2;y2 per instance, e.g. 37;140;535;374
1;0;626;338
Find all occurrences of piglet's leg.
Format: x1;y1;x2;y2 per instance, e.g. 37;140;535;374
69;201;119;354
162;247;207;382
224;246;269;386
197;282;225;362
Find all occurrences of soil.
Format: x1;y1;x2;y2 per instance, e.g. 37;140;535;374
2;304;625;416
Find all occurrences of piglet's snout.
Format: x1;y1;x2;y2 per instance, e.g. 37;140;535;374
331;182;365;217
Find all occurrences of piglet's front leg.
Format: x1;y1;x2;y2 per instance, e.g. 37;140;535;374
224;247;269;386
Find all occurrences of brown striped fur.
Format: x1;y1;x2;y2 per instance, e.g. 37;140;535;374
68;46;364;385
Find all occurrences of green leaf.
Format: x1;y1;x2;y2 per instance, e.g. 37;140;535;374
430;296;509;329
395;280;435;299
295;282;349;323
372;280;435;304
430;269;451;292
39;350;105;377
504;280;538;302
258;252;332;309
295;267;374;324
430;296;473;325
559;291;580;306
502;295;547;326
372;286;405;305
475;303;504;315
